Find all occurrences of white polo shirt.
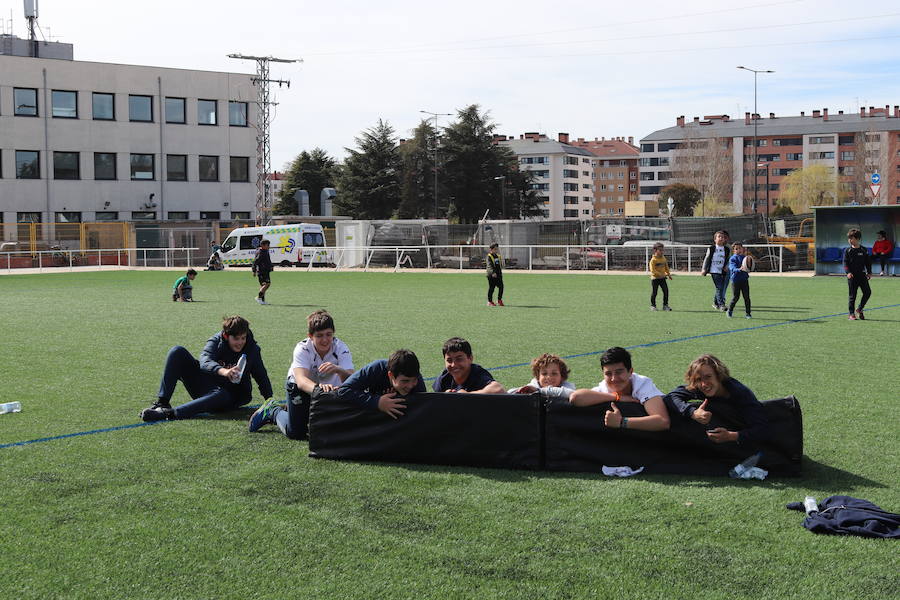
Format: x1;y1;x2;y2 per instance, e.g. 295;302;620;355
286;337;353;388
591;372;663;404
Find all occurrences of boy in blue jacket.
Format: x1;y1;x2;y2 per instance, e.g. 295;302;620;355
336;349;426;419
140;315;273;421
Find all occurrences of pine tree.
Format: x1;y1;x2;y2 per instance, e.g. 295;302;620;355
272;148;338;215
335;119;401;219
396;120;436;218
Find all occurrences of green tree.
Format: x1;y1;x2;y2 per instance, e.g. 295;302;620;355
335;119;401;219
396;120;436;219
272;148;338;215
779;165;838;214
505;166;545;219
441;105;512;221
658;183;701;216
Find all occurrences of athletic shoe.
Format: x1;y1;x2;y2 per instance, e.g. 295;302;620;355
663;305;672;311
140;406;175;422
745;314;752;319
487;301;496;307
712;304;720;310
497;300;505;306
650;306;658;311
848;314;857;320
150;399;172;410
256;297;264;304
248;398;281;432
856;309;865;320
720;305;729;312
727;311;733;318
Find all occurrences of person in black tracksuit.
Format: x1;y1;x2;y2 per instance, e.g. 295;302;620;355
486;243;504;306
252;239;274;305
843;228;872;320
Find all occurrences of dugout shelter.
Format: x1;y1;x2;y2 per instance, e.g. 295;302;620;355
813;205;900;275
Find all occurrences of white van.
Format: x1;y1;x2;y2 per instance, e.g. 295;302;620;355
218;224;331;267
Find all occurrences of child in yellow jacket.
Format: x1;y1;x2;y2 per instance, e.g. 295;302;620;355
649;242;673;311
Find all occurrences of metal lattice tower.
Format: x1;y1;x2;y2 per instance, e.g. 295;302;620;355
228;54;301;225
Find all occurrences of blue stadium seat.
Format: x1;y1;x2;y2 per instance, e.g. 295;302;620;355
821;247;843;262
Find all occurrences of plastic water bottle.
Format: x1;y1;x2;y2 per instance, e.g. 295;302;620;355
803;496;819;515
230;354;247;383
0;401;22;414
729;451;762;478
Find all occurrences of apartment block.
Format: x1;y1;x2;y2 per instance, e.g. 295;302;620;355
568;136;639;216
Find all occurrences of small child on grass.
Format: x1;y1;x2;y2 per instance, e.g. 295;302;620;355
727;242;753;319
844;228;872;320
172;268;197;302
648;242;672;311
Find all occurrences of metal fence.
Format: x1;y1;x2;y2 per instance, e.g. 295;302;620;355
1;247;200;272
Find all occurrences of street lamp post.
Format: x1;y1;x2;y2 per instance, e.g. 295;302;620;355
737;66;774;214
420;110;452;218
493;175;506;218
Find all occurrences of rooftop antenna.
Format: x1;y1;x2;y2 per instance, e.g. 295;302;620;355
24;0;37;57
228;53;302;225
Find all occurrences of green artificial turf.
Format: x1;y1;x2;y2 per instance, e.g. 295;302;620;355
1;270;898;599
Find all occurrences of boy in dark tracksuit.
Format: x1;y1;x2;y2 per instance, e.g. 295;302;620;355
486;243;504;306
844;228;872;320
252;239;273;305
336;350;426;419
140;315;273;421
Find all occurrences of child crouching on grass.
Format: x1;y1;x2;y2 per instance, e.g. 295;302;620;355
508;353;575;399
172;269;197;302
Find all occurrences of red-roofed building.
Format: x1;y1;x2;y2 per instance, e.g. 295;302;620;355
568;137;640;216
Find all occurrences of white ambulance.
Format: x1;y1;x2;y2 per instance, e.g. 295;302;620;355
218;224;332;267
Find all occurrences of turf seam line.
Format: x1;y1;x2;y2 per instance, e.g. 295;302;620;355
3;302;898;450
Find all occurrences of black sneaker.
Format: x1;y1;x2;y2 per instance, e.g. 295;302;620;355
150;399;172;410
140;406;175;422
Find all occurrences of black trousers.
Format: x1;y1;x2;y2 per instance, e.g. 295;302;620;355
848;274;871;313
728;279;751;315
487;275;504;302
650;278;669;307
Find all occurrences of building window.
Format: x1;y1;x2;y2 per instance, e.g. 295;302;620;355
563;196;578;204
630;172;636;179
229;101;248;126
630;183;637;191
16;150;40;179
199;211;221;220
167;211;189;220
129;95;153;122
773;138;802;146
231;211;251;220
582;183;591;189
167;154;188;181
198;99;217;125
94;153;117;180
640;172;655;181
563;209;578;218
95;211;118;221
641;143;655;152
17;212;42;223
55;212;82;223
617;184;624;191
230;156;250;182
165;97;186;124
865;133;881;142
563;183;578;191
53;152;80;179
809;151;835;160
840;151;855;161
92;93;115;120
131;211;156;220
563;169;579;178
14;88;38;116
809;136;834;144
565;156;579;165
51;91;78;118
199;155;219;181
786;153;802;161
130;154;155;180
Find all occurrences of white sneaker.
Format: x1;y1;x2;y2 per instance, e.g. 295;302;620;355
663;305;672;311
650;306;658;311
256;297;266;305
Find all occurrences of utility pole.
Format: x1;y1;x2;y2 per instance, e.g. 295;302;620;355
420;110;452;218
228;54;301;225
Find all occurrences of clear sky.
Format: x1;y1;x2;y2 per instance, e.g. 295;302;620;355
6;0;900;170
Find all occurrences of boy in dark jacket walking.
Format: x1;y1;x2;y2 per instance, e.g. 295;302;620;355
486;243;504;306
252;239;273;305
140;315;273;421
844;228;872;320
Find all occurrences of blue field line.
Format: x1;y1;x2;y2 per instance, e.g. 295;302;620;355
3;302;898;450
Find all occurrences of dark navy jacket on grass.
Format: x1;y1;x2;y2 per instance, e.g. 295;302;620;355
665;377;770;446
337;359;426;411
432;364;495;393
787;495;900;538
199;330;273;403
842;245;871;275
